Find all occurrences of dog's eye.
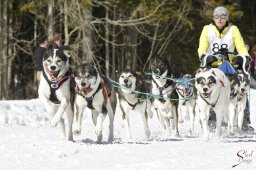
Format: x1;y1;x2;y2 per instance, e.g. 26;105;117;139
86;75;92;78
208;81;213;85
76;75;81;80
46;59;51;63
128;75;132;77
121;75;124;78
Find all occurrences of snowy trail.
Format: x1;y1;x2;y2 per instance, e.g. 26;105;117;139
0;90;256;170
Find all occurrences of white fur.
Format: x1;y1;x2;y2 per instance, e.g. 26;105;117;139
118;72;153;139
38;49;73;141
176;76;196;135
151;73;179;136
195;68;230;141
236;73;249;133
227;78;239;134
73;69;115;144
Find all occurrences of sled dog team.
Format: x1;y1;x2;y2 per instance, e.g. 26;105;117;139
39;44;250;143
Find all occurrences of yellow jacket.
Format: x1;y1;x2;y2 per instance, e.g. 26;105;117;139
198;23;249;58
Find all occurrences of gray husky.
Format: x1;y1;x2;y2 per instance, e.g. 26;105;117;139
73;63;116;143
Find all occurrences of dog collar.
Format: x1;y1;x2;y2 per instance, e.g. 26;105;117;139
199;89;220;108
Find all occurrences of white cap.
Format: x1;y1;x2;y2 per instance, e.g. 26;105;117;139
213;6;229;20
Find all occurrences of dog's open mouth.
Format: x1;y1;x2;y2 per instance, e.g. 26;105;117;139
124;84;132;88
239;92;245;97
82;87;93;93
202;92;211;98
46;68;60;80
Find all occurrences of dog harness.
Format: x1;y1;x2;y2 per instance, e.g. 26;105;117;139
118;89;141;110
152;78;175;104
176;88;195;105
43;71;70;104
76;79;111;112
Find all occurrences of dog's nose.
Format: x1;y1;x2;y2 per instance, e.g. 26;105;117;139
241;88;245;92
124;79;128;83
81;82;86;87
50;66;56;70
203;87;208;92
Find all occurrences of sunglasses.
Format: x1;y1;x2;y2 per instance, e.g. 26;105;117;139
213;15;227;19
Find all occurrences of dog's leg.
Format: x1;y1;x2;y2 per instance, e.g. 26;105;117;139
188;104;195;136
237;100;246;134
200;108;210;141
124;113;132;139
215;109;223;138
58;118;66;140
95;113;105;144
155;108;166;130
40;96;56;117
146;101;153;118
172;106;179;136
65;103;74;141
107;104;114;143
142;108;151;139
73;103;85;136
92;110;99;126
163;117;172;136
178;101;184;123
50;99;69;127
228;102;236;134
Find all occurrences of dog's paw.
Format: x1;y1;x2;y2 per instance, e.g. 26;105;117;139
147;109;153;118
145;130;151;139
50;117;59;127
95;128;102;137
96;134;103;144
108;135;114;143
178;115;184;123
73;130;81;136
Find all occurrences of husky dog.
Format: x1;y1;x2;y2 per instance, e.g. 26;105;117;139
149;55;179;136
227;74;240;134
38;43;74;141
73;63;116;144
235;71;250;133
176;74;196;135
118;71;153;139
195;68;230;141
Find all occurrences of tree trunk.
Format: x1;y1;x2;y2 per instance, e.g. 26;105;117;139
0;0;3;99
7;1;14;99
1;0;8;99
48;0;54;40
111;7;116;80
64;0;69;45
105;6;110;76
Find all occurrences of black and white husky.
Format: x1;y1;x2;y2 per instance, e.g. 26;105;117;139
38;44;74;141
176;74;196;135
118;71;153;139
149;55;179;136
73;63;116;144
236;71;250;133
195;68;230;141
227;74;240;134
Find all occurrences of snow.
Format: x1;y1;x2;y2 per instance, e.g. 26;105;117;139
0;90;256;170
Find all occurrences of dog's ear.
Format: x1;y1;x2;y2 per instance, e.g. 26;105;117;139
135;71;142;77
196;77;206;84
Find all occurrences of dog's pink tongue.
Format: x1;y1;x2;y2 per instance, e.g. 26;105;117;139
46;68;59;79
83;87;93;93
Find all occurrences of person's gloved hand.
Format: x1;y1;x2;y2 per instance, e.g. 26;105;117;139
232;55;251;75
200;54;217;68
